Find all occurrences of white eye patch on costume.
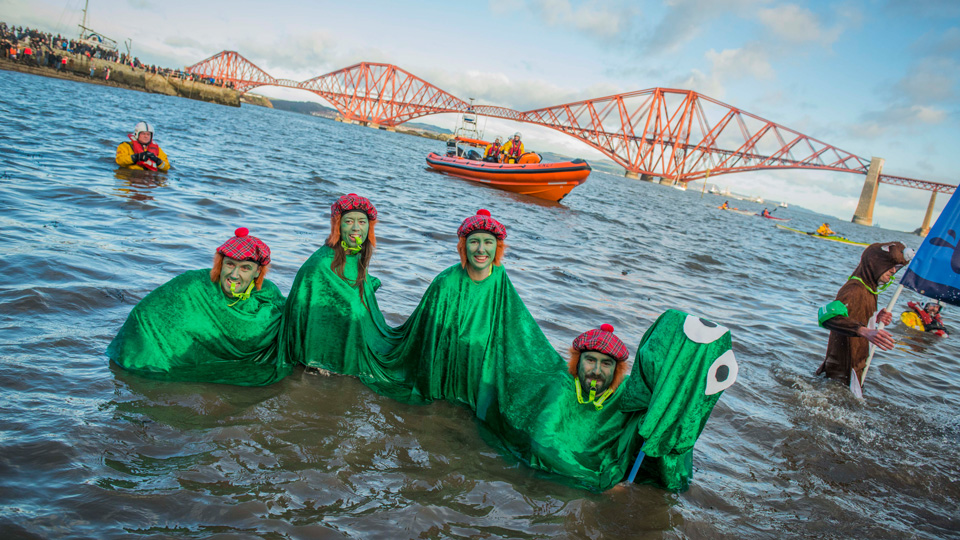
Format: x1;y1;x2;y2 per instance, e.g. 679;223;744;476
683;315;728;344
705;350;738;395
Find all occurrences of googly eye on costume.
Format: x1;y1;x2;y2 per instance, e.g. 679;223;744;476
683;314;728;344
705;350;738;395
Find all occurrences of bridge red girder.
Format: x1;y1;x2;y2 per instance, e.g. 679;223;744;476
184;51;955;194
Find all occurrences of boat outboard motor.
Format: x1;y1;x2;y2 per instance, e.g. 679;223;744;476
445;140;457;157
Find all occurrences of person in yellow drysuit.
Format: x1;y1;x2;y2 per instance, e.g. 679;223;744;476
115;121;171;171
816;223;836;236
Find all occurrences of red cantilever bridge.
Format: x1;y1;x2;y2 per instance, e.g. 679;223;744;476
186;50;955;205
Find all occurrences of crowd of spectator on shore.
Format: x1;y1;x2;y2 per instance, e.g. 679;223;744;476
1;21;234;88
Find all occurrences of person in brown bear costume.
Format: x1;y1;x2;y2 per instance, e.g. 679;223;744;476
816;241;912;387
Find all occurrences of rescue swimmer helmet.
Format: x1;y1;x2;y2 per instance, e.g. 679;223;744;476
133;122;154;138
513;131;522;140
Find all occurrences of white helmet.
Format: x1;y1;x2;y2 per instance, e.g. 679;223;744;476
133;122;154;137
513;132;522;140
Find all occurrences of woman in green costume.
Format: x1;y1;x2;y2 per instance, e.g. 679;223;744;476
280;193;398;377
107;227;288;386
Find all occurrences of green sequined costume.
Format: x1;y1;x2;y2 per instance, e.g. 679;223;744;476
107;269;288;386
281;254;736;491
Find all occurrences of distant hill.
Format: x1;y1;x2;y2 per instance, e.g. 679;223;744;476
269;99;339;118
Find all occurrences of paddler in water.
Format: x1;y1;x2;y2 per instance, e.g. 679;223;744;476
816;241;911;388
904;300;948;337
719;201;730;210
280;193;385;376
499;132;524;164
107;227;288;385
115;122;170;171
483;137;502;163
816;222;836;236
761;208;772;217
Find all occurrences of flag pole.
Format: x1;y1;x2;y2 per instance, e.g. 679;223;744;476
859;283;905;389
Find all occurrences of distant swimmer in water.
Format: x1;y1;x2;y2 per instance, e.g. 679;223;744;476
816;223;836;236
903;300;948;337
115;121;170;171
816;241;911;389
107;227;288;385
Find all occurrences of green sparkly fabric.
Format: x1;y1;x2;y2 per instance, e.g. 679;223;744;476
107;269;288;386
280;253;734;492
280;245;394;378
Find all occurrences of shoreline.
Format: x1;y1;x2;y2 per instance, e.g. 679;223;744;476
0;55;240;107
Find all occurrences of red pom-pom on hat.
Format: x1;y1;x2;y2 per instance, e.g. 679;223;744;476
477;209;491;217
235;227;249;237
600;323;614;332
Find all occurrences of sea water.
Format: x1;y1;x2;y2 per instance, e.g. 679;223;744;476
1;69;958;539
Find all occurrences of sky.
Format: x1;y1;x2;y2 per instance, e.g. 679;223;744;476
6;0;960;231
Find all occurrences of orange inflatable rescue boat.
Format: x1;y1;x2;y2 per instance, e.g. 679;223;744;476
426;152;590;202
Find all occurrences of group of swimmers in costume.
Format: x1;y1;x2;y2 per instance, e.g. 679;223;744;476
111;119;936;489
108;190;740;492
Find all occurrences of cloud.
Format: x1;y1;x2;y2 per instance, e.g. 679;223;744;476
669;43;774;98
529;0;640;41
893;57;959;104
756;4;844;47
423;67;623;111
849;104;948;138
644;0;763;54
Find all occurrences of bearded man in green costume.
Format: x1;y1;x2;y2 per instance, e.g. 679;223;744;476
281;193;396;376
107;227;288;386
486;312;739;492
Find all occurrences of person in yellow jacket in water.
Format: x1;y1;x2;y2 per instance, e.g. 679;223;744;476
500;132;524;164
115;122;171;171
816;223;836;236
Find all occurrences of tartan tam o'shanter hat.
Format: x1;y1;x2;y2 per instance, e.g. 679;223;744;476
217;227;271;266
572;324;629;362
457;209;507;240
331;193;378;221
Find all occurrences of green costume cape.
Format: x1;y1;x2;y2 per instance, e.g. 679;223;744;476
107;269;288;386
280;245;396;381
281;252;737;491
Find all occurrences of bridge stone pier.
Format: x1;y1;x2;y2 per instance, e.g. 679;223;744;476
920;192;937;237
852;157;884;226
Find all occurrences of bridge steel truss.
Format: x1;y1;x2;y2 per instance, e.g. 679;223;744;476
186;51;955;194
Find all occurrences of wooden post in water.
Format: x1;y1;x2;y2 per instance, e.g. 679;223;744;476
852;157;884;226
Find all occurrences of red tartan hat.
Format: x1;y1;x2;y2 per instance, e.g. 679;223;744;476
332;193;378;221
572;324;628;362
217;227;271;266
457;209;507;240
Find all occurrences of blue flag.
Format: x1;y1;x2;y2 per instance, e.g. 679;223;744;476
900;190;960;306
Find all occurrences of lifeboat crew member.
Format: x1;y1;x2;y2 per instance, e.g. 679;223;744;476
500;132;524;164
816;223;836;236
905;300;948;337
115;122;171;171
816;241;911;388
483;137;503;163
